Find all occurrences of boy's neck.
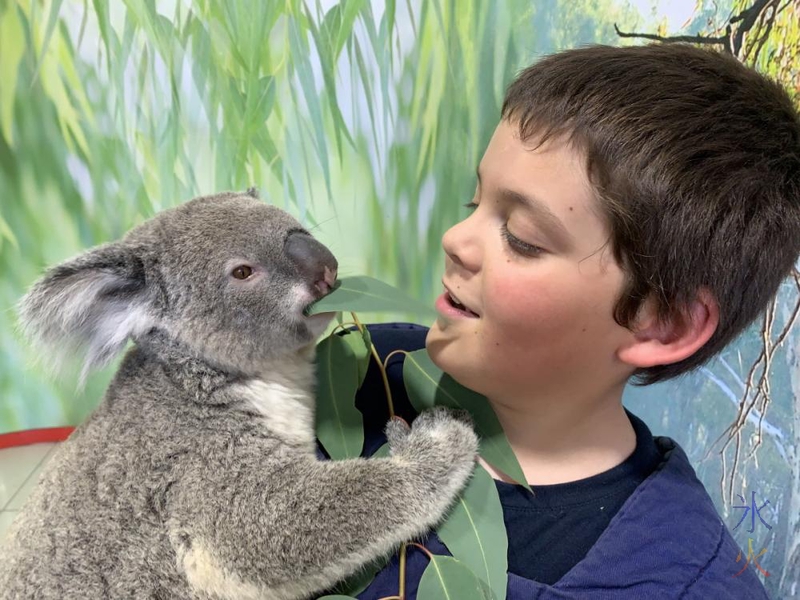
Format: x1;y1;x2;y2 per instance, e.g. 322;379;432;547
482;384;636;486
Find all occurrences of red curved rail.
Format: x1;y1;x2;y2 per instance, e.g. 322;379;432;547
0;427;75;450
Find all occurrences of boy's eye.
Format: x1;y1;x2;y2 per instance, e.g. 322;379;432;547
462;201;543;257
501;224;545;257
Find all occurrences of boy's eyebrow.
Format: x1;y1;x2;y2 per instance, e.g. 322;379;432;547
476;168;573;248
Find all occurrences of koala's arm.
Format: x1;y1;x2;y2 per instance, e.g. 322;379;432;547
168;408;476;600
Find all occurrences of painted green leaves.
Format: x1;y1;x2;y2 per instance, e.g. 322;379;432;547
306;275;437;316
403;349;531;492
436;466;508;600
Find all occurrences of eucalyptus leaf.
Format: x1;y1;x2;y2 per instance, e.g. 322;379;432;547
371;442;391;458
417;555;495;600
316;596;357;600
436;466;508;600
306;276;437;316
315;333;364;460
403;349;531;492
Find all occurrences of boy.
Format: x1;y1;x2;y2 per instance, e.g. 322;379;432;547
344;43;799;598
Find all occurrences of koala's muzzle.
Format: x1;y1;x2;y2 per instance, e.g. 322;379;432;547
285;231;338;299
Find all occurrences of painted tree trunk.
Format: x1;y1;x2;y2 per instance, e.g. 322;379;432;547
779;326;800;597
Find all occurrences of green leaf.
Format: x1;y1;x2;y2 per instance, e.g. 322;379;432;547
0;2;24;145
91;0;112;63
306;276;437;316
0;212;18;250
436;466;508;600
316;596;357;600
315;333;364;460
418;555;494;600
31;0;65;86
288;17;332;198
402;349;531;493
307;1;355;162
371;442;390;458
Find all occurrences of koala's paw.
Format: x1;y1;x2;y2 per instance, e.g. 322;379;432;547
414;406;474;431
388;407;478;479
384;416;412;450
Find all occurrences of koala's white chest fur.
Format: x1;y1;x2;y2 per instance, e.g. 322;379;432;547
231;357;317;451
180;541;268;600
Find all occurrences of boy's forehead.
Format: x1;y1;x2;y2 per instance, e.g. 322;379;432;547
482;122;597;208
482;120;589;181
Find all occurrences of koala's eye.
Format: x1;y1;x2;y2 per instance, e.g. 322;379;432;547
231;265;254;280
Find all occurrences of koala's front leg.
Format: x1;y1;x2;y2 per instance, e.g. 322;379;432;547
170;407;477;600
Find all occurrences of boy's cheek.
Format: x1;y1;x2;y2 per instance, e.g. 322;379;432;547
486;285;570;334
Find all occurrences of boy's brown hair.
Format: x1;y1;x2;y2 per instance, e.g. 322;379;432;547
502;43;800;385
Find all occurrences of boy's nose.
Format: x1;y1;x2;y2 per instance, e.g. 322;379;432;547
442;218;481;273
285;231;338;297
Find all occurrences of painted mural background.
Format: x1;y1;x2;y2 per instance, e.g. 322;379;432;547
0;0;798;595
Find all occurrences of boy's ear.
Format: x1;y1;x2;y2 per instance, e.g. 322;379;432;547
616;288;719;369
18;242;156;384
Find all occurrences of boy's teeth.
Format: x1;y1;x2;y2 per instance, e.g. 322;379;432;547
449;292;466;309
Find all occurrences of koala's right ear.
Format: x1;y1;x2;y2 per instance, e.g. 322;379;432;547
19;242;156;384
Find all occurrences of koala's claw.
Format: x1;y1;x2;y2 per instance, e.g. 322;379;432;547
418;406;473;428
384;416;412;450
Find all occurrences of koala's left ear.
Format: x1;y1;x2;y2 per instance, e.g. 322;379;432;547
19;242;156;383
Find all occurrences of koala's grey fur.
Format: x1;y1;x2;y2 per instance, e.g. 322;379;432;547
0;191;478;600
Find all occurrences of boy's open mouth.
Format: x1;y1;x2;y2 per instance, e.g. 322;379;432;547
441;287;480;318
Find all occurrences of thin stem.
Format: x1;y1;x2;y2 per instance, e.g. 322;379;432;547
383;349;409;370
398;542;408;599
408;541;435;561
331;321;360;336
351;312;396;418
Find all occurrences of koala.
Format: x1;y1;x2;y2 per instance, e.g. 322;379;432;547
0;190;478;600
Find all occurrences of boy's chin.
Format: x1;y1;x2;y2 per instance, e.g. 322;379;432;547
426;321;493;396
425;323;463;374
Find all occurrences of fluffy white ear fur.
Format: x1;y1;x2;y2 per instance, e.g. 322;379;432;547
19;248;154;385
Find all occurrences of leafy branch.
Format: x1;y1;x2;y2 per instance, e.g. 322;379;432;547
313;276;509;599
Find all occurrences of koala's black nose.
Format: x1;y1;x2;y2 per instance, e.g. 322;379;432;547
285;231;338;297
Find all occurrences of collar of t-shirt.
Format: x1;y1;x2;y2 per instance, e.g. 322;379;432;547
497;410;660;508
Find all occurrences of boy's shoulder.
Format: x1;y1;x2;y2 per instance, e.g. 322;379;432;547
350;323;770;599
546;436;771;599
